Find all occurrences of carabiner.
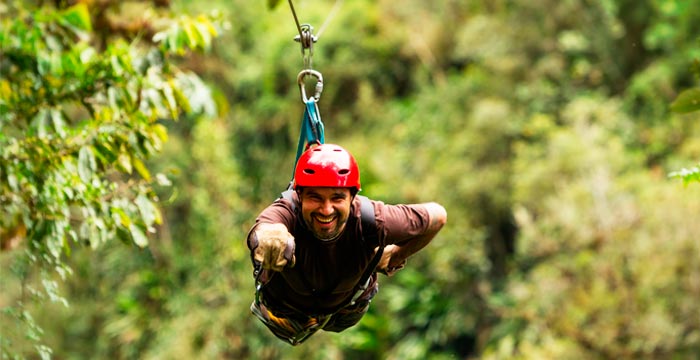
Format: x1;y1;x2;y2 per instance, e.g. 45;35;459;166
297;69;324;103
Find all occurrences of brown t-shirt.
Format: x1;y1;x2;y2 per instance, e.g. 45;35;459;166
248;192;430;314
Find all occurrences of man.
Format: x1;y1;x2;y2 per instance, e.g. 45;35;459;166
247;144;447;345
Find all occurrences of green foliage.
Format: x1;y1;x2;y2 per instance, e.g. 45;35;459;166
484;94;700;359
669;164;700;184
671;87;700;113
0;1;221;358
2;0;700;359
669;45;700;184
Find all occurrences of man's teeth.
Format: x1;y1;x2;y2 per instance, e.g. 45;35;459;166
316;215;334;223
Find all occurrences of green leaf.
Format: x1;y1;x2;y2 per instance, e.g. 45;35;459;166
161;82;179;119
108;86;120;112
670;88;700;113
117;152;133;174
152;123;169;143
669;165;700;185
49;51;63;75
111;207;131;228
267;0;283;9
129;224;148;248
171;81;191;114
60;3;92;32
50;109;66;138
135;194;161;229
37;51;51;76
110;54;125;76
7;172;19;192
78;147;95;183
183;22;200;49
193;21;213;51
31;109;50;138
132;157;151;181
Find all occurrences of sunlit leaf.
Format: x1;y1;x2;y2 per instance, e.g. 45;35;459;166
129;224;148;247
193;21;213;51
111;207;131;228
50;109;66;138
49;51;63;75
151;123;169;143
31;109;49;138
132;157;151;181
170;80;191;114
111;54;124;76
37;51;50;76
155;173;172;186
670;88;700;114
8;172;19;191
108;86;120;112
61;51;79;76
135;194;159;229
161;83;179;119
669;165;700;185
60;3;92;32
78;147;95;183
183;21;200;48
117;152;133;174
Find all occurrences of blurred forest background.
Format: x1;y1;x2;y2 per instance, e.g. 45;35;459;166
2;0;700;359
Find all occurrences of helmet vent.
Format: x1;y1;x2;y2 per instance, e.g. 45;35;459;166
338;169;350;175
303;169;315;174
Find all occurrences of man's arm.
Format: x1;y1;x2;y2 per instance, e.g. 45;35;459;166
246;198;298;272
377;202;447;275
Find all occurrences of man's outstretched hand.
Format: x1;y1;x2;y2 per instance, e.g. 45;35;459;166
253;223;296;272
376;244;406;277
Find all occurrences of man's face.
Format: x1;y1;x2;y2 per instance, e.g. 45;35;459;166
299;187;352;241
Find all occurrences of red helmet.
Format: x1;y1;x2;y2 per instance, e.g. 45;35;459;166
293;144;361;191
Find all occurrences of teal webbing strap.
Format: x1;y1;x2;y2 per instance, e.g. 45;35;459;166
292;99;325;179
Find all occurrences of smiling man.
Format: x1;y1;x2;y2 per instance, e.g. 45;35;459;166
246;144;447;345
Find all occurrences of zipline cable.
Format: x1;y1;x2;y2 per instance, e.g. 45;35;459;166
287;0;343;69
315;0;343;39
287;0;304;42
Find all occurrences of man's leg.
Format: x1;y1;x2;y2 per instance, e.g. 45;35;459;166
323;275;379;332
251;300;321;345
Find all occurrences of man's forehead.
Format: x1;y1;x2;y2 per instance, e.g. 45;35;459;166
302;187;351;196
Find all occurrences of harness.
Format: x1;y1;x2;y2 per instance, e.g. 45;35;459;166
251;190;383;345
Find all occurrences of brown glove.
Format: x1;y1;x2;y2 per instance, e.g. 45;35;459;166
252;223;296;272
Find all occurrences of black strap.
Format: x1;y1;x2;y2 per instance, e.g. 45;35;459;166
356;195;382;291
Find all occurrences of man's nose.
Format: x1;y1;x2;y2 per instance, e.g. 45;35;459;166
318;200;334;215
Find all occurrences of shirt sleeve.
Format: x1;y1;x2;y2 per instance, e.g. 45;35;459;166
374;201;431;246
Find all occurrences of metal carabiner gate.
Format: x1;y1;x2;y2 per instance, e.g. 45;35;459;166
297;69;324;103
